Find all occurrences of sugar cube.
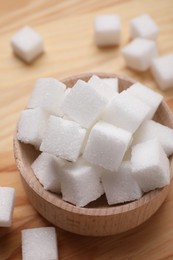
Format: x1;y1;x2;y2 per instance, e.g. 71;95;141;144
133;120;173;156
126;82;163;119
11;26;44;63
31;152;62;193
60;158;104;207
22;227;58;260
63;114;73;121
17;108;49;149
151;54;173;90
101;77;119;92
40;116;86;162
83;121;132;171
64;88;71;96
61;80;107;129
0;187;16;227
122;38;158;71
63;89;72;121
123;148;132;161
27;77;66;116
130;14;159;40
102;91;150;133
101;161;142;205
131;140;170;192
94;15;121;46
88;75;118;102
80;127;92;155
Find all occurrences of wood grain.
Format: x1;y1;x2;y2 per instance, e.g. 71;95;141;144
1;0;173;258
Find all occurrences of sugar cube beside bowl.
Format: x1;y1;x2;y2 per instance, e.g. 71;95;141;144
13;72;173;236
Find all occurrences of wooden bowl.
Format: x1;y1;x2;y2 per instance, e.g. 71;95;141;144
14;72;173;236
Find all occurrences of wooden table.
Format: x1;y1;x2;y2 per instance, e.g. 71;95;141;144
0;0;173;259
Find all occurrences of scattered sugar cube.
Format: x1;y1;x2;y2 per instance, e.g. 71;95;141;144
102;91;150;133
133;120;173;156
40;116;86;162
130;14;159;40
126;82;163;119
88;75;118;102
101;161;142;205
83;121;132;171
11;26;44;63
60;158;104;207
151;54;173;90
94;15;121;46
61;80;107;129
17;108;49;149
0;187;16;227
27;78;66;116
122;38;158;71
32;152;62;193
101;77;119;92
22;227;58;260
131;140;170;193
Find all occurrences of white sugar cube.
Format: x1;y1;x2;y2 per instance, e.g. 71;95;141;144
101;77;119;92
123;148;132;161
94;15;121;46
63;114;73;121
126;82;163;119
102;91;150;133
11;26;44;63
40;116;86;162
22;227;58;260
61;80;107;129
27;77;66;116
102;161;142;205
83;121;132;171
131;140;170;193
32;152;62;193
133;120;173;156
130;14;159;40
64;88;71;96
80;127;92;155
122;38;158;71
0;187;16;227
151;54;173;90
88;75;118;102
63;89;72;121
17;108;49;149
60;158;104;207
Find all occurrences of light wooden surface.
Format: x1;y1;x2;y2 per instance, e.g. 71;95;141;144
1;0;173;259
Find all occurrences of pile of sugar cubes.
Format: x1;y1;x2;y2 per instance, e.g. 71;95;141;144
17;75;173;207
94;14;173;90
